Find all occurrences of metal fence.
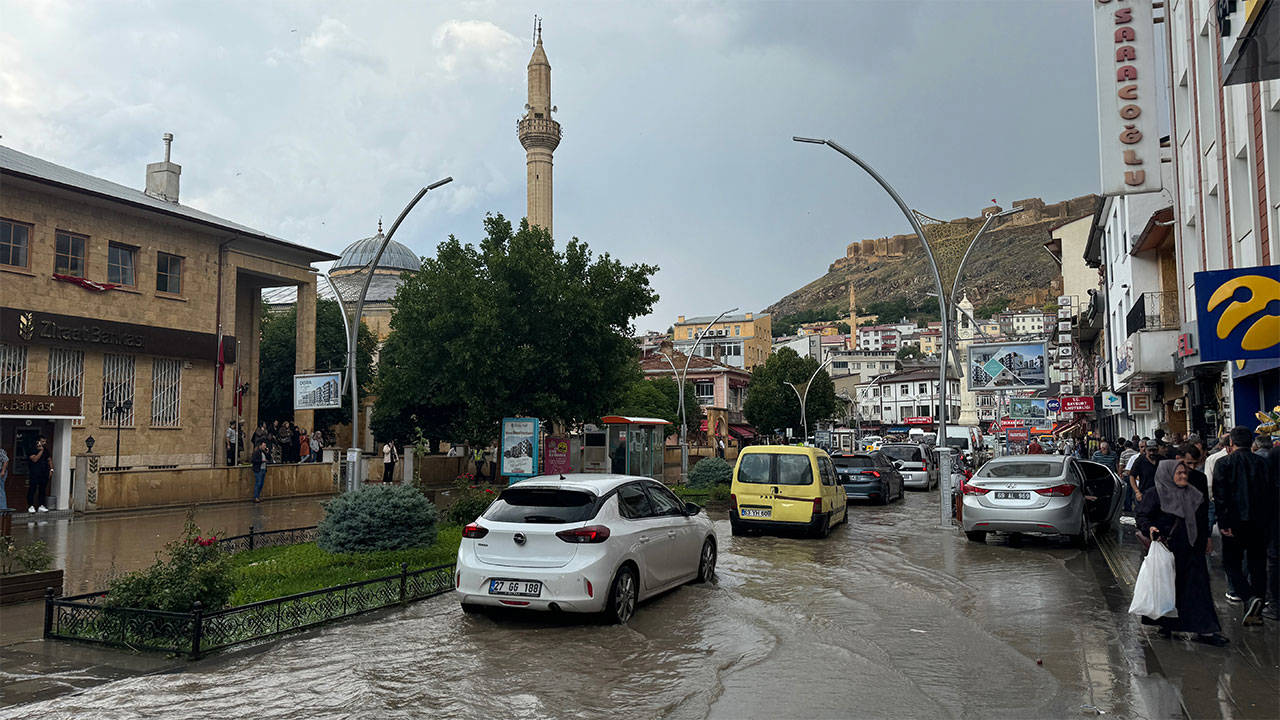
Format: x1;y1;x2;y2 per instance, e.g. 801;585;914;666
45;563;456;658
216;525;319;554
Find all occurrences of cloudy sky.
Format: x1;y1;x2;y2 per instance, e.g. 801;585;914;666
1;0;1109;332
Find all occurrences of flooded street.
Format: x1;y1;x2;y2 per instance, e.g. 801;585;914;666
5;492;1276;719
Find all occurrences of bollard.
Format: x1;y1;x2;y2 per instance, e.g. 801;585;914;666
248;525;255;551
399;563;409;606
190;601;204;659
43;587;54;638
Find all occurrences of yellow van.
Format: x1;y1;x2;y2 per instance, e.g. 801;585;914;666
729;445;848;537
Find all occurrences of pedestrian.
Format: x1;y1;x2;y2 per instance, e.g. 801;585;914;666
252;421;269;451
382;439;398;483
716;436;726;459
472;445;486;481
1265;440;1280;621
299;428;311;463
26;436;51;513
270;420;283;463
1137;458;1227;644
1091;440;1119;474
289;422;301;464
225;420;238;466
1027;438;1044;455
310;430;323;463
1213;426;1275;624
0;445;8;511
251;440;269;503
1119;440;1140;511
1130;441;1162;503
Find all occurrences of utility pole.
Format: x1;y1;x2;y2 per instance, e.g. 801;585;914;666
668;308;737;482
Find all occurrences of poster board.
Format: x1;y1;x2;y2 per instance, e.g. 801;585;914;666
294;372;342;410
500;417;540;480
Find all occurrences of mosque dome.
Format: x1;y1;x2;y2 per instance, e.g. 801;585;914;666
331;227;421;274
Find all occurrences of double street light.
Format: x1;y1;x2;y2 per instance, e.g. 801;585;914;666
660;307;738;481
784;354;834;444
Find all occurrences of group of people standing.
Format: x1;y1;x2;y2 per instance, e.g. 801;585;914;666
238;420;327;466
1090;427;1278;645
0;436;53;513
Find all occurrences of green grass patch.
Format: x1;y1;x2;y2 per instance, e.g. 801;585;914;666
670;484;730;503
228;525;462;605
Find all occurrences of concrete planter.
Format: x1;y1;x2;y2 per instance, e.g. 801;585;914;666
1;568;63;605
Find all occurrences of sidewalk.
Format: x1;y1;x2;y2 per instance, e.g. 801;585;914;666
1096;518;1280;719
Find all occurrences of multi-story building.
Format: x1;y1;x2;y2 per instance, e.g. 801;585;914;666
855;368;961;427
771;334;821;361
0;140;334;510
995;310;1053;338
640;350;753;441
854;325;901;352
673;311;772;369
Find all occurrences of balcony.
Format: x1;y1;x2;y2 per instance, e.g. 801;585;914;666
1125;291;1179;336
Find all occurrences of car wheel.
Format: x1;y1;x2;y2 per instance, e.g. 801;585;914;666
965;530;987;543
812;512;831;538
696;539;717;583
879;484;890;505
604;565;638;624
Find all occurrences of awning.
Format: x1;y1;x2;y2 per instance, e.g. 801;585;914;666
729;424;756;440
1053;418;1085;437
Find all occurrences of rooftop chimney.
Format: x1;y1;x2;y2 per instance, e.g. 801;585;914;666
145;133;181;203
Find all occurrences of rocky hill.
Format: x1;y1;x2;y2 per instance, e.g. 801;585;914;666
766;194;1100;323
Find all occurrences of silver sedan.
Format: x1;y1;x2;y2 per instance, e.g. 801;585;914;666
960;456;1123;547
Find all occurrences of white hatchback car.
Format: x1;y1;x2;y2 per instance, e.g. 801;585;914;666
455;474;717;623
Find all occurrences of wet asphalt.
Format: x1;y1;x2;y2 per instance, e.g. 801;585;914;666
2;491;1276;719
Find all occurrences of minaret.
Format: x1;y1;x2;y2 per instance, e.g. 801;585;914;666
517;19;560;235
957;293;980;426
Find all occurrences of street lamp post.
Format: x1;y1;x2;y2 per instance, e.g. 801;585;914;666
105;398;133;469
784;355;835;445
665;307;738;482
342;177;452;492
794;136;951;527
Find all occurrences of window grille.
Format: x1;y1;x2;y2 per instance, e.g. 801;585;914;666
151;358;181;427
0;343;27;394
101;354;136;425
48;348;84;397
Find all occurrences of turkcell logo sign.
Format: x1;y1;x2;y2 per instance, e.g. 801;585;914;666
1194;265;1280;361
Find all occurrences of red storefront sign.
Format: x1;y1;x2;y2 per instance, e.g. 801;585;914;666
904;416;933;425
1060;396;1096;413
999;417;1023;430
1006;427;1030;442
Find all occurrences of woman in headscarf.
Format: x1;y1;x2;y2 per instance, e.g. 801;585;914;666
1136;458;1227;645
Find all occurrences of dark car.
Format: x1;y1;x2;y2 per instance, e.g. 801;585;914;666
878;443;934;490
833;452;904;504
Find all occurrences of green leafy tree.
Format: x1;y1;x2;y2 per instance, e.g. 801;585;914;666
373;214;658;447
258;299;377;430
897;344;926;361
743;347;837;438
614;375;700;435
835;321;852;335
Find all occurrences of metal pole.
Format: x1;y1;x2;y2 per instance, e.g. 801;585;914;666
678;308;737;480
320;272;353;397
344;177;452;491
784;355;834;445
794;136;950;527
115;408;121;469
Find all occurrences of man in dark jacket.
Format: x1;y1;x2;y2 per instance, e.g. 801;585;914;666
1214;426;1276;625
1266;442;1280;621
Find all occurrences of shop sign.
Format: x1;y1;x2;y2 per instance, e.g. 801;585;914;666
1058;321;1072;333
0;393;82;418
1128;392;1153;413
1093;0;1162;194
904;416;933;425
1058;307;1073;319
1000;417;1023;429
1101;391;1123;410
1057;295;1073;307
1046;398;1061;412
1192;265;1280;361
1006;427;1030;442
1061;396;1096;413
1;307;221;362
1176;332;1196;358
1061;384;1075;394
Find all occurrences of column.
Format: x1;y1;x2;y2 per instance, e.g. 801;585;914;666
294;278;317;433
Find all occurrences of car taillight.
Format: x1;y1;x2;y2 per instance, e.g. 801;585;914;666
962;485;990;495
863;470;881;478
1034;484;1076;497
556;525;611;543
730;493;738;513
462;523;488;539
812;498;822;517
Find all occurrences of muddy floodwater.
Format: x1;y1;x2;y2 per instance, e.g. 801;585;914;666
6;492;1275;719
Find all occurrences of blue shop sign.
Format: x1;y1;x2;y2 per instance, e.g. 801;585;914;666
1193;264;1280;362
887;425;910;433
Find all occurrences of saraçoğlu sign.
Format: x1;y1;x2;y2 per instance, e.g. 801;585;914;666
1093;0;1162;195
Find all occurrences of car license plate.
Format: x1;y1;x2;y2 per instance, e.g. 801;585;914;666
741;508;771;518
994;491;1030;500
488;579;542;597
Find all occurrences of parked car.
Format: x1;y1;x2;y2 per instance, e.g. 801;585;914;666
729;445;848;538
832;452;905;504
878;443;935;490
960;456;1123;547
455;474;716;623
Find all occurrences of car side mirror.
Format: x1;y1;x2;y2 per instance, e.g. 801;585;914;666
684;502;702;516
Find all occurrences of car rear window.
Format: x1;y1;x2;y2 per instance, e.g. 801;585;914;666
976;461;1063;478
736;454;772;484
833;456;875;470
484;487;598;523
880;445;922;462
776;455;813;485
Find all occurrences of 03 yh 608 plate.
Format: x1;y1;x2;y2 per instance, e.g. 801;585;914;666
740;508;771;518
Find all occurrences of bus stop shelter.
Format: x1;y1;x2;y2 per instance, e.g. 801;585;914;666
600;416;670;480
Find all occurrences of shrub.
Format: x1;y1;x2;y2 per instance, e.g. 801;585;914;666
105;515;233;611
317;484;438;553
688;457;733;489
446;478;497;526
0;537;53;575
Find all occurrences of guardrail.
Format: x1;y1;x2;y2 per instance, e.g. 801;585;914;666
44;563;456;658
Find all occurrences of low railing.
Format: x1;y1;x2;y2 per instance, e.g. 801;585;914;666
1126;291;1179;335
44;563;456;658
216;525;318;554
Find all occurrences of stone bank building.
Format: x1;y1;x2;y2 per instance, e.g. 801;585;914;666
0;140;336;511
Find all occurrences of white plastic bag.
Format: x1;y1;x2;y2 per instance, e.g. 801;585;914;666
1129;540;1178;619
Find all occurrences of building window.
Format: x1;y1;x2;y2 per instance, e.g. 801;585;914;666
899;383;909;396
48;348;84;397
0;219;31;269
101;354;136;425
918;383;928;394
156;252;183;294
694;380;715;404
151;358;181;427
108;242;137;286
734;325;741;336
55;231;88;278
0;343;27;394
918;405;930;417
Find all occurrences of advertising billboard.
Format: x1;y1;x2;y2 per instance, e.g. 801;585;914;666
967;342;1049;390
1192;265;1280;361
500;417;540;479
1008;398;1048;420
293;372;342;410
